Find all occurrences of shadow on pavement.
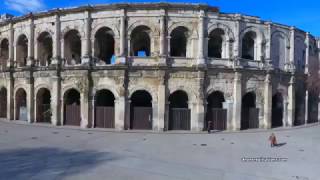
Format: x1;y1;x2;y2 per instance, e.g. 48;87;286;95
275;142;287;147
0;148;120;180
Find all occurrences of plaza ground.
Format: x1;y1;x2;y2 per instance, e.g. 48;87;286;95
0;120;319;180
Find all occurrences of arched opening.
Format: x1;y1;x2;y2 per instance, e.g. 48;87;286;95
36;88;51;123
0;87;7;118
16;34;28;67
64;30;81;65
0;39;9;69
15;88;27;121
168;90;190;130
64;89;81;126
170;27;189;57
95;89;115;128
37;32;53;66
272;93;283;128
206;91;227;131
94;27;115;64
307;92;319;123
241;92;259;130
130;26;151;57
130;90;153;130
242;31;256;60
208;29;224;58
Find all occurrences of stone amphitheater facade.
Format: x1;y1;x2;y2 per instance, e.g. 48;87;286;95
0;3;319;131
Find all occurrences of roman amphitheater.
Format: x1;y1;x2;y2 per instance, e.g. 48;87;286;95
0;3;318;132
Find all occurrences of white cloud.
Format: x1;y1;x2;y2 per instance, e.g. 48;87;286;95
4;0;45;14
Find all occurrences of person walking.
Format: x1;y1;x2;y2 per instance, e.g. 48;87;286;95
207;120;213;134
269;133;277;147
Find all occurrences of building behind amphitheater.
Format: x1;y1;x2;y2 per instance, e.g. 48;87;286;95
0;3;319;131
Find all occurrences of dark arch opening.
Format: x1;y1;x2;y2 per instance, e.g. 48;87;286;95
16;35;28;67
307;92;319;124
294;90;305;126
64;30;81;65
241;92;259;130
208;29;224;58
37;32;53;66
130;26;151;57
95;89;115;128
168;90;190;130
36;88;51;123
170;26;188;57
0;87;7;118
272;93;283;128
0;39;9;69
130;90;152;130
64;89;81;126
15;88;27;121
242;31;256;60
94;27;115;64
206;91;226;131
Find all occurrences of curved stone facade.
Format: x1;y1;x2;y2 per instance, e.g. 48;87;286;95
0;3;319;131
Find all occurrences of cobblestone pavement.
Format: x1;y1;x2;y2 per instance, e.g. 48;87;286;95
0;120;319;180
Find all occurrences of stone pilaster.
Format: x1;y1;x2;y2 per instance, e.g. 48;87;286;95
81;10;91;64
263;73;272;129
51;76;61;126
305;32;310;74
157;82;166;131
80;91;89;128
27;17;34;66
52;13;61;65
7;22;14;68
287;75;295;126
6;74;14;120
27;78;34;123
197;10;205;65
232;71;242;130
289;27;295;64
115;96;125;130
116;9;127;64
223;100;234;131
305;90;309;124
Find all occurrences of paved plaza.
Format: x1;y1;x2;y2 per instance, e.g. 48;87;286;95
0;120;319;180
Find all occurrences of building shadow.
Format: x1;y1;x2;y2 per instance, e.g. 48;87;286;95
0;147;120;180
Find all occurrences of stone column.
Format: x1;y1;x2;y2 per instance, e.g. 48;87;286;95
197;10;205;65
305;90;309;124
52;13;61;65
223;100;234;131
159;14;166;57
117;10;126;64
164;101;170;131
115;96;125;130
232;71;242;130
7;22;14;68
6;74;14;120
152;101;159;131
266;22;272;62
27;79;35;123
27;17;34;66
80;91;89;128
234;16;241;58
305;32;310;74
289;27;295;64
51;76;61;126
287;75;295;126
81;10;91;64
157;83;166;131
263;73;272;129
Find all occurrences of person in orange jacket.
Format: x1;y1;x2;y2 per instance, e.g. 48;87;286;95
269;133;277;147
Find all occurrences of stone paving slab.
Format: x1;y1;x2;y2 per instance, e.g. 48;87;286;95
0;121;319;180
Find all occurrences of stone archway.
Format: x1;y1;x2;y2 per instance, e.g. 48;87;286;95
95;89;115;128
64;89;81;126
168;90;190;130
206;91;227;131
36;88;51;123
241;92;259;130
272;93;284;128
0;87;7;118
15;88;27;121
130;90;153;130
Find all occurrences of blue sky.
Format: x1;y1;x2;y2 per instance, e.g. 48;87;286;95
1;0;320;37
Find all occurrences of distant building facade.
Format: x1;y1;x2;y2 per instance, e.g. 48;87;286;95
0;3;319;131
